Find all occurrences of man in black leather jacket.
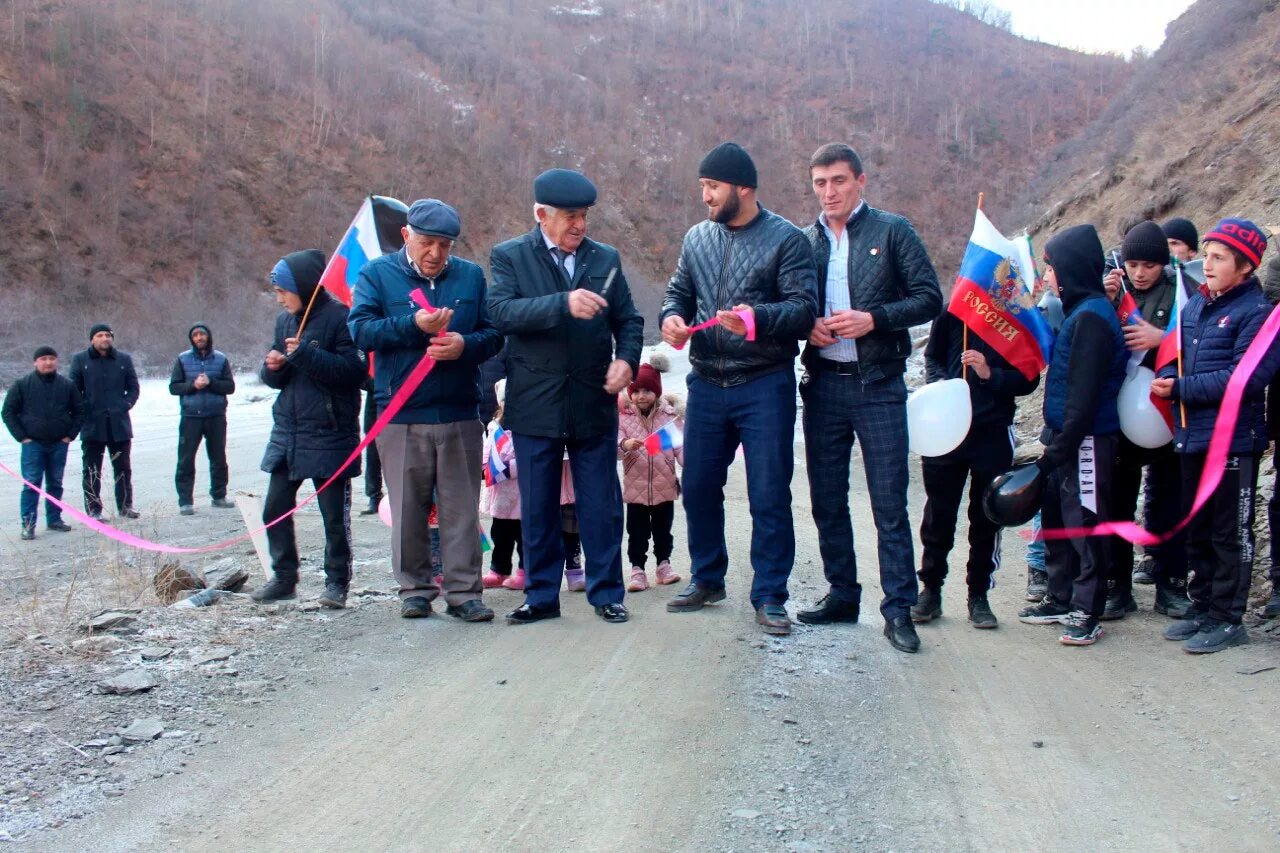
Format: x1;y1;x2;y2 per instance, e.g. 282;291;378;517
661;142;818;636
792;143;943;654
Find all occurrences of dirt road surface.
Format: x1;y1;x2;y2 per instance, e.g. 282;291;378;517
3;373;1279;851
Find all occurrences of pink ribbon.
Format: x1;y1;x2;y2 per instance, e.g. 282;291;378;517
0;290;442;553
673;309;756;350
1035;299;1280;545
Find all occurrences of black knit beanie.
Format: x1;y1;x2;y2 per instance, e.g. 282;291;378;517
33;345;57;360
1121;220;1170;265
89;323;113;340
698;142;758;189
1161;217;1198;252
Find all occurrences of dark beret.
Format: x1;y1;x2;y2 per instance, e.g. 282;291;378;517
533;169;597;209
406;198;461;240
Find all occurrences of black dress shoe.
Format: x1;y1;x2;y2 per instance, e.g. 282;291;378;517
119;507;141;520
506;602;561;625
755;604;792;635
359;496;381;516
46;521;72;532
796;594;859;625
595;602;629;623
400;596;433;618
884;615;921;653
666;583;726;612
446;599;495;622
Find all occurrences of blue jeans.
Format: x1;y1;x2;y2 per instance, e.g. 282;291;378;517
1025;511;1045;572
801;370;916;620
20;440;69;528
683;369;796;608
513;431;624;609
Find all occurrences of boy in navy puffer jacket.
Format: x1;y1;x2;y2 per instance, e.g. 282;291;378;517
1154;218;1278;653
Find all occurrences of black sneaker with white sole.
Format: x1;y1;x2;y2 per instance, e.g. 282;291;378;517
1018;596;1070;624
1059;610;1103;646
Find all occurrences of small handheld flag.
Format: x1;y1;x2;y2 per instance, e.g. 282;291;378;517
644;421;683;456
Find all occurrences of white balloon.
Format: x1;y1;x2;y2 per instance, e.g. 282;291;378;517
1118;367;1173;448
907;378;973;457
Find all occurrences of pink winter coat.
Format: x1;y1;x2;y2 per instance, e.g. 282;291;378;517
480;422;521;520
618;394;684;506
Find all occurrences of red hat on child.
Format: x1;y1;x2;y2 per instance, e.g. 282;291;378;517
629;364;662;397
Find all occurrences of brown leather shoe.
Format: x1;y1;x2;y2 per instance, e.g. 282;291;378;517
666;582;727;612
755;604;792;635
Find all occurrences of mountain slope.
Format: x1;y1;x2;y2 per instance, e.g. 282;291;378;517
1017;0;1280;248
0;0;1128;364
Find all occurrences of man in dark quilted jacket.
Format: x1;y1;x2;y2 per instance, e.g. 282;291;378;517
660;142;818;637
791;143;943;654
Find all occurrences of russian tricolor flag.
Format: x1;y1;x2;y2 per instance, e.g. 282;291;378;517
948;209;1055;381
644;421;683;456
1151;260;1190;430
318;195;410;307
484;426;512;486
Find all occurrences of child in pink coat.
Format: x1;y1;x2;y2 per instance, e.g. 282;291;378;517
480;389;525;590
618;363;684;591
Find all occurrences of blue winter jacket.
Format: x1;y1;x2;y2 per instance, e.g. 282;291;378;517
1159;276;1280;454
348;248;503;424
169;325;235;418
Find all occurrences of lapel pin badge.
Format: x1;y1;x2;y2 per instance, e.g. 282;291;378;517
870;247;879;256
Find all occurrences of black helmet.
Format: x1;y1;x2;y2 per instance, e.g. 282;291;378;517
983;464;1044;528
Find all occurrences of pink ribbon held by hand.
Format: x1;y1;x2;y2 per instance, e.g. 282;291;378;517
674;309;756;350
1033;298;1280;546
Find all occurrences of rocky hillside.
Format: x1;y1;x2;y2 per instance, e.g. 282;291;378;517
1017;0;1280;248
0;0;1127;367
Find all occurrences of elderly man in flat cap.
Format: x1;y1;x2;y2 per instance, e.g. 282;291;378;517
349;199;504;621
488;169;644;625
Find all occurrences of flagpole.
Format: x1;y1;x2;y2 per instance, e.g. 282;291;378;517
295;284;324;340
1173;258;1187;428
962;193;984;381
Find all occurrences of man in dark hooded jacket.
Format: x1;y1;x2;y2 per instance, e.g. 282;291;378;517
169;324;236;514
1018;224;1127;646
251;250;367;609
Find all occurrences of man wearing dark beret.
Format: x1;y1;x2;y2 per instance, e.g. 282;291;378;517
71;323;141;520
488;168;644;625
660;142;819;637
3;347;85;539
349;199;503;621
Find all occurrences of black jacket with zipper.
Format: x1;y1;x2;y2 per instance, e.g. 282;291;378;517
801;204;943;383
259;289;366;481
2;371;85;443
660;205;817;388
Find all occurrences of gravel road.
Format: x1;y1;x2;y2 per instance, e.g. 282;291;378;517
3;365;1279;851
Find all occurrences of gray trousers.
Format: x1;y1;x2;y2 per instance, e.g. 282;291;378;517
377;421;483;606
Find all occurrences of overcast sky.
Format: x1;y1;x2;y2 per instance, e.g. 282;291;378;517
994;0;1197;56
